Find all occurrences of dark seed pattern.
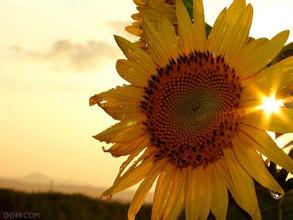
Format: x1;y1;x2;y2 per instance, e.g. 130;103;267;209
140;51;242;168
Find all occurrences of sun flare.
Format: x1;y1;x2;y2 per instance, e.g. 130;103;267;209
261;96;283;115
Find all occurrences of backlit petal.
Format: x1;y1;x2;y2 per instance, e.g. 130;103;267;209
240;124;293;173
208;0;246;56
116;59;151;87
252;57;293;94
128;159;167;220
158;16;180;59
143;18;171;67
176;0;195;54
198;166;212;220
210;164;228;220
233;134;283;194
224;4;253;67
103;134;149;157
89;85;144;120
238;31;289;78
163;168;186;219
242;107;293;133
93;121;144;143
193;0;207;51
224;148;261;220
185;167;200;220
115;35;157;73
102;158;154;197
151;164;174;220
207;8;227;54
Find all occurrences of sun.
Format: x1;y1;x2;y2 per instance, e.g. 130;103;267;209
260;96;283;115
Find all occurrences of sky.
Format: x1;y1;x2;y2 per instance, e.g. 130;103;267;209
0;0;292;189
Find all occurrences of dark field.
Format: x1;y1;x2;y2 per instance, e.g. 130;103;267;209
0;188;151;220
0;188;292;220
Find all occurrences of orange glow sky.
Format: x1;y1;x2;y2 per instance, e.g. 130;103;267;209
0;0;292;188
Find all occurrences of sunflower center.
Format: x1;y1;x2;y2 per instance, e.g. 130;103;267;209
141;51;242;168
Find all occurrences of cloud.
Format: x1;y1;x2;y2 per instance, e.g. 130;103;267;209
103;21;137;40
105;21;130;33
13;39;119;71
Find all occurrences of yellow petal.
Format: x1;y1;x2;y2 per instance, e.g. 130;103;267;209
207;8;227;54
116;59;151;87
128;159;167;220
143;18;170;67
252;57;293;95
103;134;149;157
233;134;283;194
114;35;157;73
242;107;293;133
142;0;176;25
210;164;228;220
185;166;211;220
90;85;144;120
198;166;212;220
102;158;154;197
213;159;236;193
224;4;253;67
240;124;293;173
238;30;289;78
215;158;259;219
193;0;206;51
163;168;186;219
131;13;142;21
240;57;293;111
176;0;195;54
208;0;246;56
224;148;261;220
218;0;247;55
134;0;144;6
151;164;173;220
89;85;143;105
125;23;143;36
185;167;200;220
167;186;185;220
93;121;144;143
111;142;149;186
158;16;180;60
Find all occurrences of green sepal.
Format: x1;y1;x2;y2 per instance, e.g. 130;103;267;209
206;23;212;36
183;0;193;19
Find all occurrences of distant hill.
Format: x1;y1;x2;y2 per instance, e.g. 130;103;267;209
16;173;53;185
0;174;153;203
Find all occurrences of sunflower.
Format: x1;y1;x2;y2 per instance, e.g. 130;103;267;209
90;0;293;219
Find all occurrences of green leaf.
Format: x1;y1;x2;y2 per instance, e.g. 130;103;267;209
183;0;193;18
279;189;293;220
182;0;212;36
225;186;293;219
258;188;279;220
270;42;293;65
206;23;212;36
